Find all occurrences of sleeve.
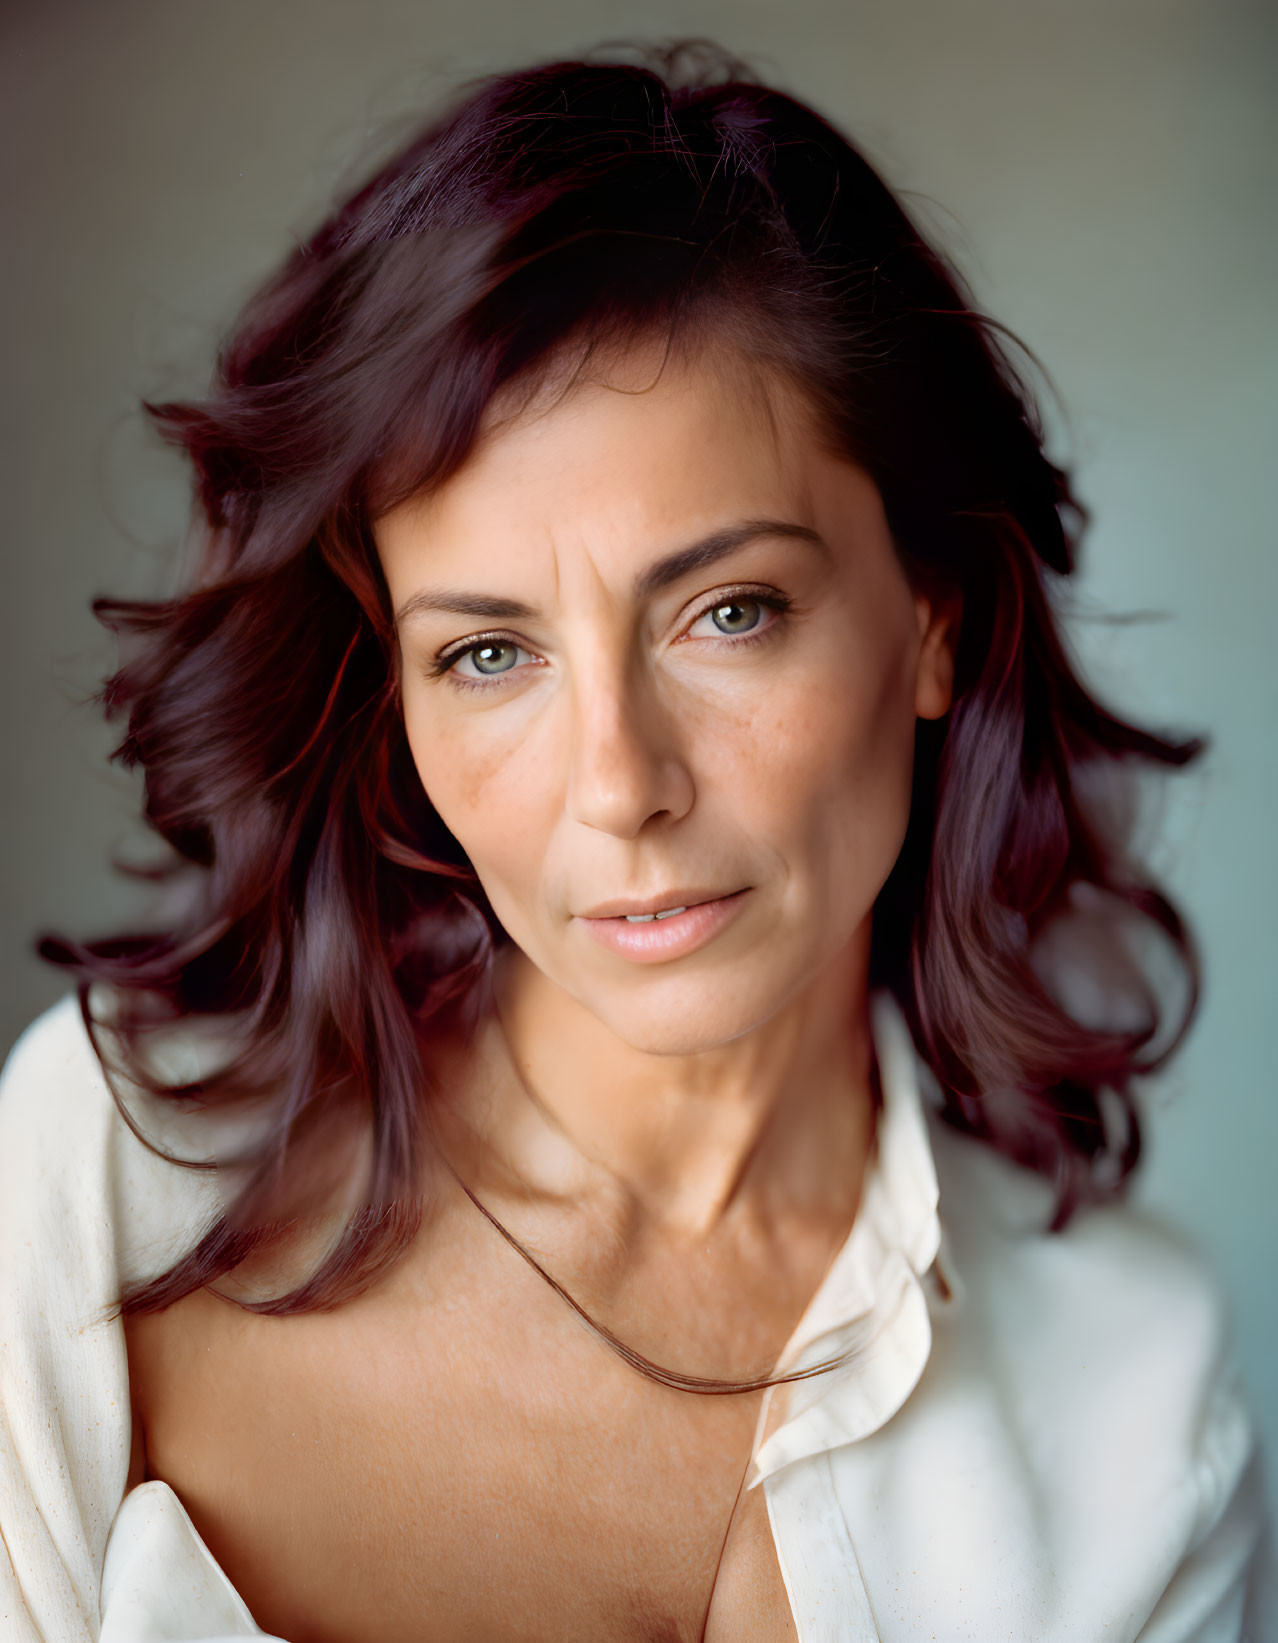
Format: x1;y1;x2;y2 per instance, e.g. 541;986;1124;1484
1136;1351;1277;1643
0;995;277;1642
0;994;131;1642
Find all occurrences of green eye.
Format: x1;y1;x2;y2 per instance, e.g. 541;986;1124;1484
708;598;764;635
679;588;791;650
469;642;520;675
430;635;539;693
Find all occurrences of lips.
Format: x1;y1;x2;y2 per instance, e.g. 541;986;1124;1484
577;887;742;920
575;889;752;964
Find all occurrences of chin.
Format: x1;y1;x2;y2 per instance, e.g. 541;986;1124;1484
586;976;791;1057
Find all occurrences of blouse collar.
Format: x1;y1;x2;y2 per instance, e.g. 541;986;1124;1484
747;989;961;1489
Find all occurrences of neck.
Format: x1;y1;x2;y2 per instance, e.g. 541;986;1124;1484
443;927;878;1249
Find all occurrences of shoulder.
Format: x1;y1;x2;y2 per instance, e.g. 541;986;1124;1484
0;986;225;1291
0;984;161;1314
0;992;236;1639
928;1104;1231;1364
928;1110;1240;1456
918;1114;1274;1639
0;987;112;1124
1;987;155;1228
0;992;133;1638
0;988;124;1241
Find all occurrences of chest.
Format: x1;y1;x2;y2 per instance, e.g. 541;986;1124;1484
125;1232;802;1643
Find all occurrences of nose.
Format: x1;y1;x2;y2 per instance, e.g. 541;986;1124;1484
563;661;695;839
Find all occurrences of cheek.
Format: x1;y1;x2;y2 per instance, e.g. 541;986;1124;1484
401;695;535;884
751;641;918;896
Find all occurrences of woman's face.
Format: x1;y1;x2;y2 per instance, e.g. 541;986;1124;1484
374;344;954;1055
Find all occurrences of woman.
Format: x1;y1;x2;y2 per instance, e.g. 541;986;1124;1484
0;37;1271;1643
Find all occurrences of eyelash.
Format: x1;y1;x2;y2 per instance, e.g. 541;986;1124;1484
427;586;793;695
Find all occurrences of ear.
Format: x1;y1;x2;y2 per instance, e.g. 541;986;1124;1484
913;591;960;721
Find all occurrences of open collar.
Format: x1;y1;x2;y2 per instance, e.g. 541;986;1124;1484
747;990;962;1488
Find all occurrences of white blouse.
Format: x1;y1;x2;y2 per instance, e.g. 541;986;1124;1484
0;987;1273;1642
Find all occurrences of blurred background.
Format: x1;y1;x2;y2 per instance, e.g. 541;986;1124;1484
2;0;1275;1479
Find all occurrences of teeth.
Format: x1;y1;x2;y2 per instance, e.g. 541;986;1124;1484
623;906;688;922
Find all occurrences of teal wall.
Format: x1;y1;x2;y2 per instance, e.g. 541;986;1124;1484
3;0;1274;1484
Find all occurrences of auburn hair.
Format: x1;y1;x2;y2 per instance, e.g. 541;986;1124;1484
39;39;1201;1385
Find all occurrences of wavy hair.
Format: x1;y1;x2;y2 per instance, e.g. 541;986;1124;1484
39;39;1201;1384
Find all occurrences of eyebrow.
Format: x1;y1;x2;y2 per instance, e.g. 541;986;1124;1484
392;518;830;628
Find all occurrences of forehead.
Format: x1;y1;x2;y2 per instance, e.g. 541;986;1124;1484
374;343;831;576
